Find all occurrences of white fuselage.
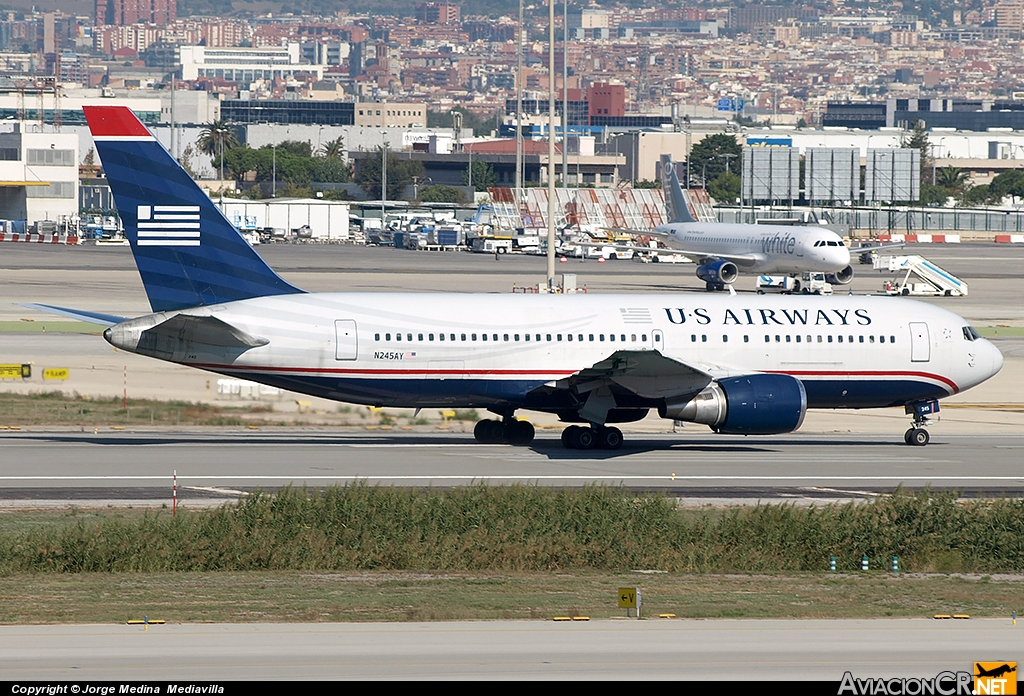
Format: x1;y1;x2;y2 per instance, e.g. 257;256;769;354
106;293;1001;414
651;222;852;274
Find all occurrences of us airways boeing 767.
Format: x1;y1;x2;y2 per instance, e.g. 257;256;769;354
28;106;1001;450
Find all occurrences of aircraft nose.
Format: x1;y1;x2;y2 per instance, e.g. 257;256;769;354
988;339;1004;378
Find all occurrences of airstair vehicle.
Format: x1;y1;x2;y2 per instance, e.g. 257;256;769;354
874;255;968;297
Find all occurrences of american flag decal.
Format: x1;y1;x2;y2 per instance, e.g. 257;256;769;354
137;205;201;247
620;308;652;324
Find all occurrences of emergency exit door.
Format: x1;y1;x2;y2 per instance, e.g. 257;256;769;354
909;322;930;362
335;320;358;360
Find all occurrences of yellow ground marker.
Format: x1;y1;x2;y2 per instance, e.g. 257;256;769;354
934;614;952;619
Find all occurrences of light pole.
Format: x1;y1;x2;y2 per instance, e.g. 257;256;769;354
381;131;387;232
317;125;325;156
271;143;276;198
546;0;556;287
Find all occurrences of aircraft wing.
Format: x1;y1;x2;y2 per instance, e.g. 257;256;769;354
20;303;127;327
553;349;714;400
856;242;907;254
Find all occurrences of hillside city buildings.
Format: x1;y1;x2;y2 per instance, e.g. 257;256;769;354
5;1;1024;226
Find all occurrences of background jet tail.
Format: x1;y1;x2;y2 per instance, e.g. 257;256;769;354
84;106;303;313
660;154;696;224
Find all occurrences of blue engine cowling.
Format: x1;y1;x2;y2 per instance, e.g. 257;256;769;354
658;373;807;435
826;265;854;285
696;259;739;285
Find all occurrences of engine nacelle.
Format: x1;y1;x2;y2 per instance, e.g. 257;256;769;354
696;259;739;285
658;373;807;435
826;265;854;285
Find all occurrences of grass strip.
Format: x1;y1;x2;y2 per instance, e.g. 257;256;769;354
1;487;1023;575
0;570;1020;624
0;391;278;426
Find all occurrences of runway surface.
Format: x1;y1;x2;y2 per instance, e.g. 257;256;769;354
0;619;1017;680
3;430;1024;501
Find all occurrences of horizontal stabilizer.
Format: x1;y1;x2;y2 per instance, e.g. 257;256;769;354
20;303;127;327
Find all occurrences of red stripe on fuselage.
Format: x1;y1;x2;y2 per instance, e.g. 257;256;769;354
83;105;153;137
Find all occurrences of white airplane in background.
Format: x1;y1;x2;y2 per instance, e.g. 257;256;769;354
26;106;1002;451
594;156;900;291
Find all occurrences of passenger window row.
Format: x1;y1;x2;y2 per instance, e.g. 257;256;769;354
374;332;650;343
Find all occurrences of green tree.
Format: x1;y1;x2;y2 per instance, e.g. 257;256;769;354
901;119;931;185
707;171;741;204
276;140;313;158
464;160;496;192
319;135;346;159
419;184;468;203
633;179;660;189
197;120;240;180
919;184;949;207
356;147;425;200
936;166;970;194
960;184;991;207
688;134;742;186
989;170;1024;202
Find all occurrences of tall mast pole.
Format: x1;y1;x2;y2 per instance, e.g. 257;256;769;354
546;0;556;286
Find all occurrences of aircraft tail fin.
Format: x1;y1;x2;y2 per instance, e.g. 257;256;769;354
660;154;696;224
84;106;304;313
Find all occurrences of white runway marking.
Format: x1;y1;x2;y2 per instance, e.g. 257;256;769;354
1;475;1023;482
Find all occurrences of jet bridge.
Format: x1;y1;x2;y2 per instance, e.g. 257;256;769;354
874;255;968;297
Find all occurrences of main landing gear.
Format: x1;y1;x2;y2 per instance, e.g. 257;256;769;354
903;400;939;447
560;424;623;450
474;417;535;445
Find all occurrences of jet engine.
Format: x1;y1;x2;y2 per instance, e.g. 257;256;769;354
826;265;854;285
658;373;807;435
695;260;739;285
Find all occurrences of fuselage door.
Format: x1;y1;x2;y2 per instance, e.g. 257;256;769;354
335;320;358;360
909;322;930;362
652;329;664;352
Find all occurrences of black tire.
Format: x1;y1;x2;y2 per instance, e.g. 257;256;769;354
509;419;535;445
475;419;504;444
901;288;910;296
756;289;765;295
904;428;915;445
561;425;580;448
910;428;930;446
599;426;623;450
793;280;802;293
497;247;507;254
575;427;597;450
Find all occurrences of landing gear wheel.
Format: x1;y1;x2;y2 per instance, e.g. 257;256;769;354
473;419;505;444
574;427;597;450
907;428;930;446
598;426;623;450
507;419;535;446
561;425;580;448
904;428;914;445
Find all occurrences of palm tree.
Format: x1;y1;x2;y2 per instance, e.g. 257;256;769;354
936;166;970;193
320;136;345;159
197;120;239;181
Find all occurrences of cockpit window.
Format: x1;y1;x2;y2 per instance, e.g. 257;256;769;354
963;326;981;341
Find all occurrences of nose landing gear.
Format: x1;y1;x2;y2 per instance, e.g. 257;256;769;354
904;400;939;446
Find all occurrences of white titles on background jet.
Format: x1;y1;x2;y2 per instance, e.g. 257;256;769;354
25;106;1003;451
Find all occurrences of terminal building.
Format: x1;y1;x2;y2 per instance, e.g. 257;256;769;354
0;122;79;227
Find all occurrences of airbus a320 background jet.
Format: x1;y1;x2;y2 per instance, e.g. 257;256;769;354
641;155;857;291
27;107;1002;450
